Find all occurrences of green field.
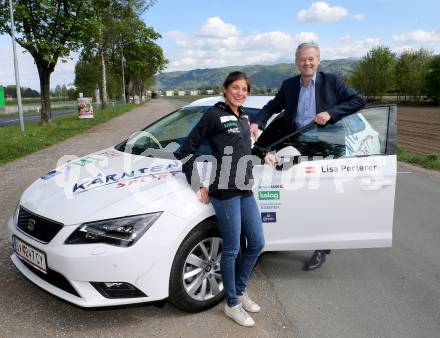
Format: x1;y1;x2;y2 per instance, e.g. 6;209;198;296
5;97;70;106
0;104;136;165
2;105;76;117
397;146;440;170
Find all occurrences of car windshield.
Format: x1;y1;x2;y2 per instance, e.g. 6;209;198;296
115;105;261;156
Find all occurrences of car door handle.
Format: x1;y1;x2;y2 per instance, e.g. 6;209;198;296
275;156;301;171
360;178;392;191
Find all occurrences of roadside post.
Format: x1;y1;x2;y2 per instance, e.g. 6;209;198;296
0;86;5;112
8;0;25;131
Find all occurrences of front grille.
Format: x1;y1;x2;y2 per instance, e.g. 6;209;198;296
17;207;63;244
18;257;80;297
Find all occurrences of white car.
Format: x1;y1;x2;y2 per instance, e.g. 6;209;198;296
8;96;397;312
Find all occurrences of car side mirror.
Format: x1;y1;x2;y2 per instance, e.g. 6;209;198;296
276;146;301;157
275;146;302;171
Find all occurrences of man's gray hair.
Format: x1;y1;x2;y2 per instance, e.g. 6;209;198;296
295;42;320;59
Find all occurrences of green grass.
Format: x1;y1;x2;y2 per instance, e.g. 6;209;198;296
5;97;70;106
398;146;440;170
3;105;77;116
0;103;136;165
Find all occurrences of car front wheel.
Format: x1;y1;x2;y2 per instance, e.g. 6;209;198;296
169;220;224;312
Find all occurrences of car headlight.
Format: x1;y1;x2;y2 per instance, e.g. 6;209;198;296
65;212;162;247
13;203;20;225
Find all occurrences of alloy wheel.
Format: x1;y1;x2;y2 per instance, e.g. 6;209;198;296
182;236;223;301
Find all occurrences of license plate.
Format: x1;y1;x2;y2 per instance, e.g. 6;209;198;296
12;236;47;274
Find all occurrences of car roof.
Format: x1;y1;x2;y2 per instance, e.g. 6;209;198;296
187;96;274;109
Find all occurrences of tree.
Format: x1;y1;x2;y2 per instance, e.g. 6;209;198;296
124;39;167;99
80;0;156;107
61;84;68;98
395;48;432;102
67;87;78;100
5;85;39;98
74;56;123;100
426;55;440;104
0;0;93;123
74;58;101;98
22;87;39;97
54;85;63;98
350;46;396;101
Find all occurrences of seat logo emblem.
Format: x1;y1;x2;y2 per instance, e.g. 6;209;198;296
27;219;36;231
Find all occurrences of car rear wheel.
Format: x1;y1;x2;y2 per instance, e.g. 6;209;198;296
169;220;224;312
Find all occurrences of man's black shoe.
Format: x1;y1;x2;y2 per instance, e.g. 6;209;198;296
303;250;327;271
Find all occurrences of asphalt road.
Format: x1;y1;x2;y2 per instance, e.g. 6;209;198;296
0;108;77;127
259;164;440;338
0;98;439;337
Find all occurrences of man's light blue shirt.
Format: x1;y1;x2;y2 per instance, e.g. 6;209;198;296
295;72;317;129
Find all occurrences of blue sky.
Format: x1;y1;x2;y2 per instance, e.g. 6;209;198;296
1;0;439;89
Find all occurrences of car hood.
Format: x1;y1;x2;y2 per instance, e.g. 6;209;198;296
20;148;189;225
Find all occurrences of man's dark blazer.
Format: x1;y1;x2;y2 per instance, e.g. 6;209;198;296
254;72;366;133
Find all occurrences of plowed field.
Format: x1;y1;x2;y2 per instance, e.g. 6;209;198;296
397;105;440;154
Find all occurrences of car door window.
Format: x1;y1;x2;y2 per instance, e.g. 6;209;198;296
259;106;393;159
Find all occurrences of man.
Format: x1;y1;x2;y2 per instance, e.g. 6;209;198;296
250;42;366;271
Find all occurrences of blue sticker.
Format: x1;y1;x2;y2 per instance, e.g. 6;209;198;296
261;212;276;223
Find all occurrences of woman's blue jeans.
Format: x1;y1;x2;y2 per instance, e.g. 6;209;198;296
210;193;265;307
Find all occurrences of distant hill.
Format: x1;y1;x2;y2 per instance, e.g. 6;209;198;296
155;59;359;90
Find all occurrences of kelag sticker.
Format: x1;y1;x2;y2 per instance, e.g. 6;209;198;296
258;191;280;200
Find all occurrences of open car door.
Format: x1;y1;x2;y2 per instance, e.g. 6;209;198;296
253;105;397;251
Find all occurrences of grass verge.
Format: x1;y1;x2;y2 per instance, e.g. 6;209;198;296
5;97;70;106
398;146;440;170
0;103;136;165
2;105;77;117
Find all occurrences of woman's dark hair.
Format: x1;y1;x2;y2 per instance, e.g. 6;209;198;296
223;71;251;93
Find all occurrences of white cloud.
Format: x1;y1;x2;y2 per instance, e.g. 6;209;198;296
392;45;417;54
164;17;322;71
0;42;78;90
321;38;381;59
165;28;318;71
163;30;192;47
163;18;440;72
297;2;349;23
353;14;366;21
198;17;240;38
297;2;366;23
164;17;389;71
393;29;440;44
295;32;320;43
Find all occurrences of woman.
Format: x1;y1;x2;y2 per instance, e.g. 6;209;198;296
174;71;276;327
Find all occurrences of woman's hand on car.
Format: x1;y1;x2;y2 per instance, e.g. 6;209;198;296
250;123;260;141
197;187;210;204
264;153;278;168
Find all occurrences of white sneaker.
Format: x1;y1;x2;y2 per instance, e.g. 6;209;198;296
224;303;255;327
238;291;261;313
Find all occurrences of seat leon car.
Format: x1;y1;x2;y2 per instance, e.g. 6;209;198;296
8;96;397;312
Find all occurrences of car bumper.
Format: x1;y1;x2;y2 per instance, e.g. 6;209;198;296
8;211;187;307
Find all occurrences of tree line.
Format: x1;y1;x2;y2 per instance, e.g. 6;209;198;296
1;85;40;98
349;46;440;104
0;0;166;124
